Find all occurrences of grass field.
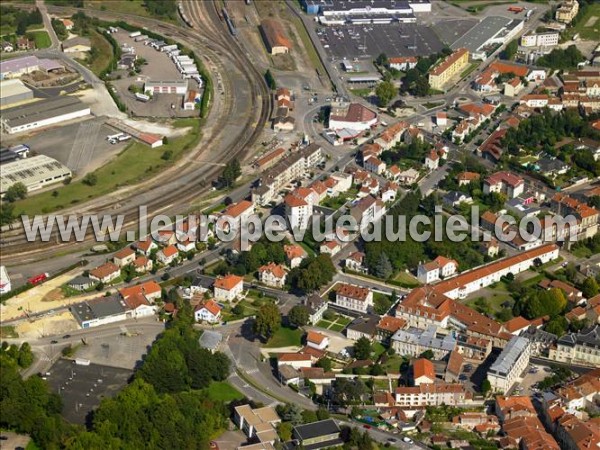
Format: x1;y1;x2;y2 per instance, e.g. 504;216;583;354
460;62;480;79
264;326;303;348
13;119;200;216
206;381;244;402
392;271;420;287
86;0;151;16
27;30;51;49
87;30;113;76
0;326;18;338
567;3;600;40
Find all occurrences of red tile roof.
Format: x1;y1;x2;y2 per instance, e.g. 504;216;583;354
336;283;371;301
197;299;221;316
278;353;312;362
488;61;529;78
123;292;150;310
161;245;178;258
214;274;244;291
413;358;435;380
258;262;287;279
114;247;135;259
89;262;120;280
223;200;254;218
307;331;327;345
504;316;531;333
120;280;161;299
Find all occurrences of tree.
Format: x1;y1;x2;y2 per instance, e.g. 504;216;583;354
545;317;568;336
276;403;303;425
221;159;241;187
420;349;434;360
353;337;372;360
581;277;599;299
316;357;332;372
316;408;330;421
288;305;309;327
254;303;281;339
481;379;491;396
82;173;98;186
375;80;396;107
374;294;392;315
264;69;276;90
375;53;388;67
0;202;15;226
301;410;318;423
277;422;293;441
4;182;27;202
413;76;430;96
374;252;393;279
500;39;518;60
17;342;33;368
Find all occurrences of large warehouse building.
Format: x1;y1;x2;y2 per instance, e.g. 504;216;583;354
144;79;188;95
0;95;90;134
0;55;63;80
0;154;72;196
260;19;292;55
451;16;524;60
0;79;34;107
302;0;431;16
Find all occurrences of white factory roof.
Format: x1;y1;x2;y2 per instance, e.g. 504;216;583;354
0;79;32;99
0;155;71;193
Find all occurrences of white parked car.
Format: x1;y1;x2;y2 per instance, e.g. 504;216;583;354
402;437;414;444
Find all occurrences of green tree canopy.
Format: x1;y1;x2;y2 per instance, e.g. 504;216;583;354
254;303;281;339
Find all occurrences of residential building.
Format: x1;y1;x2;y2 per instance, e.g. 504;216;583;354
306;331;329;350
445;349;464;383
133;239;157;256
503;77;523;97
376;316;407;343
389;56;417;71
119;281;162;303
483;171;524;199
335;283;373;313
346;314;380;341
214;274;244;301
304;294;327;325
555;0;579;24
443;191;472;208
395;383;469;407
218;200;255;233
391;326;457;359
89;262;121;284
374;120;409;150
234;405;281;442
412;358;436;385
397;168;419;185
548;325;600;366
157;245;179;265
292;420;341;450
428;48;469;91
123;293;157;319
252;144;323;206
285;191;313;230
424;149;439;170
258;263;287;288
417;256;458;284
551;193;599;238
67;276;94;292
277;353;312;369
457;171;480;186
113;247;136;267
487;336;531;392
350;195;386;230
345;251;367;273
364;155;386;175
284;244;307;268
194;299;222;323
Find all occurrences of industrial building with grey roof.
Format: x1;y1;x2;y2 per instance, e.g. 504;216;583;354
0;154;72;196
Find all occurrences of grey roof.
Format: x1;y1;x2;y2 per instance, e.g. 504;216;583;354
199;330;223;350
520;326;557;345
1;155;72;193
305;294;325;314
537;157;568;172
278;364;300;380
293;419;340;440
488;336;529;377
443;191;469;204
68;276;94;287
347;314;380;336
320;0;412;13
391;325;457;352
62;36;91;49
451;16;511;52
557;325;600;349
0;55;62;74
1;96;88;128
88;296;126;317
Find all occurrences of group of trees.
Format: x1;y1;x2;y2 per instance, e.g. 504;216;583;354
288;304;310;327
264;69;277;90
1;342;33;369
145;0;178;19
400;48;453;96
375;80;396;107
332;378;368;406
3;182;27;203
500;39;519;61
380;138;432;166
51;17;69;40
513;287;567;321
537;45;584;70
215;239;287;276
287;254;336;293
353;337;372;360
138;304;230;393
254;302;281;339
0;5;42;36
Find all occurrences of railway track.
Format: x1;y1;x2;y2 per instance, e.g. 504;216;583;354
0;1;271;262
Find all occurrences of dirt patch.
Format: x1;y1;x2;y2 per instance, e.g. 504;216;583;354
42;288;65;302
271;53;296;71
15;311;79;339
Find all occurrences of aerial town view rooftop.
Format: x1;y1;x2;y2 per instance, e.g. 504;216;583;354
0;0;599;449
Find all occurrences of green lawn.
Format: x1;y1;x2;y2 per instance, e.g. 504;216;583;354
86;0;150;16
460;62;480;79
329;323;345;332
13;119;200;216
372;342;387;358
466;282;513;320
392;271;420;287
264;326;303;348
27;30;51;49
316;319;334;329
380;355;407;374
350;88;372;97
206;381;244;402
567;3;600;40
86;30;113;76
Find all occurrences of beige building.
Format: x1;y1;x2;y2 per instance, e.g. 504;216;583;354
556;0;579;24
334;283;373;313
548;325;600;367
395;383;469;407
234;405;281;444
428;48;469;91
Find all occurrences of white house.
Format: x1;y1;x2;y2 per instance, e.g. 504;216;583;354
335;283;373;313
306;331;329;350
487;336;531;393
389;56;417;71
133;239;157;256
483;171;524;199
89;262;121;284
412;358;436;386
380;182;398;202
214;274;244;301
258;262;287;288
285;188;315;230
364;156;386;175
217;200;255;233
417;256;459;284
320;240;341;256
123;293;157;319
176;237;196;253
113;247;136;267
157;245;179;265
345;251;367;273
194;299;222;323
277;353;312;369
425;150;439;170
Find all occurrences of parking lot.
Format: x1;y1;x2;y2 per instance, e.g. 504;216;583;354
110;29;201;118
45;359;132;424
317;24;445;61
511;364;552;396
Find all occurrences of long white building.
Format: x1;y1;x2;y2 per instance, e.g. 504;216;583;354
487;336;531;393
0;155;72;196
